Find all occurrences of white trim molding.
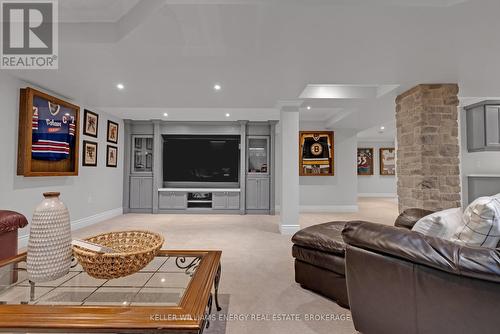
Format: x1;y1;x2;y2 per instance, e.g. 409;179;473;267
279;224;300;235
18;207;123;249
358;193;397;198
275;205;359;213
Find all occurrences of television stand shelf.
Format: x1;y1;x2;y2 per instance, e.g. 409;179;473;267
158;188;241;211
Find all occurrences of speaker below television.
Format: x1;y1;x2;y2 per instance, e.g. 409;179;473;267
162;135;240;188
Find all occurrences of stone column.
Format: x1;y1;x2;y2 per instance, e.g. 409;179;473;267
277;100;302;234
396;84;461;212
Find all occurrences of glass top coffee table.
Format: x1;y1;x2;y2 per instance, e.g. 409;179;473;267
0;250;222;333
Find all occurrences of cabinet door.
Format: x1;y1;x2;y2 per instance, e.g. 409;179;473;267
139;178;153;209
172;193;187;209
159;192;174;209
213;193;227;209
227;193;240;209
130;177;142;209
258;178;270;210
246;179;259;209
485;106;500;148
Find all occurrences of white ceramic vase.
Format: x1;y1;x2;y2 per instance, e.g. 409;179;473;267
27;192;72;282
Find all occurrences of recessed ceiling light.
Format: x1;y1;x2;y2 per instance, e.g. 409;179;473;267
225;113;230;117
214;84;222;91
163;113;168;117
116;83;124;90
380;126;385;130
306;106;311;110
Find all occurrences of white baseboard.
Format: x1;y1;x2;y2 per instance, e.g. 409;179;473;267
18;207;123;249
275;205;359;213
358;193;397;198
279;224;300;235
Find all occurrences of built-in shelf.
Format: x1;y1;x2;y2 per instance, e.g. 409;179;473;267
158;188;241;192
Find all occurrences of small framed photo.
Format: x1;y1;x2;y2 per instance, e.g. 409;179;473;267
106;145;118;168
357;148;374;175
83;110;98;138
107;120;119;144
82;140;98;167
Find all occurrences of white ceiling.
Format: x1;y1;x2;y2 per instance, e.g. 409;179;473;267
9;0;498;138
59;0;140;22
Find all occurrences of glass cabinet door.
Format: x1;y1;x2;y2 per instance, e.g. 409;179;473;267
132;136;153;173
247;136;269;174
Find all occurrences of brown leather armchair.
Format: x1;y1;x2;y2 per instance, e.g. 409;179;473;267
342;217;500;334
0;210;28;260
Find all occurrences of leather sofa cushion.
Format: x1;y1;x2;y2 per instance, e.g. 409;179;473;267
0;211;28;234
395;208;435;230
292;245;345;275
292;221;347;255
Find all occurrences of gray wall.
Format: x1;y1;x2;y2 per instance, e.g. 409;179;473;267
357;141;397;197
275;121;358;211
0;74;124;240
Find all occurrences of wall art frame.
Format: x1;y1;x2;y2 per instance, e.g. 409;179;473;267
82;140;98;167
83;109;99;138
299;131;334;176
380;147;396;175
357;148;374;175
17;87;80;177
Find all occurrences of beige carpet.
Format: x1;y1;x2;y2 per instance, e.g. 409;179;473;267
74;197;398;334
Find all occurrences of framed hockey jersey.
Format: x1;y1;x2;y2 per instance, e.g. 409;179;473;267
299;131;334;176
17;87;80;177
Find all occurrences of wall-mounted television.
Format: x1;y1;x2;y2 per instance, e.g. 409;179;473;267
163;135;240;187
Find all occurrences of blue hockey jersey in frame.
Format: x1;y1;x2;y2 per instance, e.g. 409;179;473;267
32;96;76;161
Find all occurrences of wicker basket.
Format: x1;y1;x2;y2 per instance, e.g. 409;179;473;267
72;230;164;279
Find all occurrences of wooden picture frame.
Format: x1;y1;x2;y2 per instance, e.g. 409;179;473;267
299;131;334;176
82;140;98;167
357;148;374;175
380;147;396;175
83;109;98;138
106;145;118;168
17;87;80;177
107;120;119;144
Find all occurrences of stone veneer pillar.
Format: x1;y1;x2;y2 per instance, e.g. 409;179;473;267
395;84;461;212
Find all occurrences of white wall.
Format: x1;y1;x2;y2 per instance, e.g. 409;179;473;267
275;121;358;212
357;141;397;197
0;74;124;243
459;106;500;205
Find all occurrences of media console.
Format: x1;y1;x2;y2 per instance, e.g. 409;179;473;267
158;188;241;212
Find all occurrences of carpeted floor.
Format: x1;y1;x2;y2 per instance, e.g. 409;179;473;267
74;197;398;334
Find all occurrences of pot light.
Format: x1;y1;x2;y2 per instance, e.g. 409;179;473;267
306;106;311;110
116;83;125;90
163;113;168;117
214;83;222;91
380;126;385;130
225;113;230;117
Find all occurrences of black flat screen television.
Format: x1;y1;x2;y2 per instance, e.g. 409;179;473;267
163;135;240;185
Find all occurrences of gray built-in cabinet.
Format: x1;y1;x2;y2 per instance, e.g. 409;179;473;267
213;192;240;210
123;120;276;214
130;176;153;209
246;177;270;210
465;101;500;152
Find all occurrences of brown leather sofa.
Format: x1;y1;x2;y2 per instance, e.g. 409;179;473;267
291;209;433;309
342;215;500;334
292;221;349;308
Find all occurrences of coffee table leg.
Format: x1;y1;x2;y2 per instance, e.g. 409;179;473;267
214;264;222;311
29;281;35;302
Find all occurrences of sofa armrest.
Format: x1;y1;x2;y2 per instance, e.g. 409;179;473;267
342;221;500;283
394;208;434;229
